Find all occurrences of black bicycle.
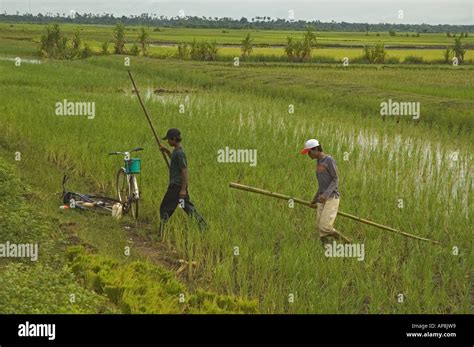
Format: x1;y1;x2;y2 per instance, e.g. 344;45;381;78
108;147;143;219
61;175;120;215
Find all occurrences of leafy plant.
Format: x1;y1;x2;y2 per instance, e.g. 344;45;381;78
241;33;254;58
129;43;140;56
138;27;149;56
39;24;68;59
101;41;110;55
363;43;387;63
113;22;126;54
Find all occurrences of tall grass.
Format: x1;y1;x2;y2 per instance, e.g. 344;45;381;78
0;56;471;313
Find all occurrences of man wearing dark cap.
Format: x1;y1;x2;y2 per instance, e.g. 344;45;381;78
159;128;207;234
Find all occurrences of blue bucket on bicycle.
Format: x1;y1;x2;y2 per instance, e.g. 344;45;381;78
125;158;141;174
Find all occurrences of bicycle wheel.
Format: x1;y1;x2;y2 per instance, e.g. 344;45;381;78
116;169;139;219
116;168;129;204
128;175;139;219
129;197;139;219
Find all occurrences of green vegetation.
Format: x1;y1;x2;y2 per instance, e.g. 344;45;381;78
138;28;150;56
0;262;116;313
452;37;466;63
0;130;254;314
0;159;115;313
68;246;258;313
241;33;254;58
171;38;219;61
1;23;471;65
39;23;67;58
113;22;126;54
176;42;189;59
284;28;317;62
363;43;387;63
38;23;90;59
130;43;140;56
404;55;424;64
101;41;110;55
1;22;473;49
189;39;218;61
0;51;471;313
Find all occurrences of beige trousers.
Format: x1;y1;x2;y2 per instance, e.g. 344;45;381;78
316;197;340;238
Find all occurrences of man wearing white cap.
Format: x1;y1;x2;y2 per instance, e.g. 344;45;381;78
301;139;349;244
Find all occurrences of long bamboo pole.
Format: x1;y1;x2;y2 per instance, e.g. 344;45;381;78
229;182;440;245
127;70;170;169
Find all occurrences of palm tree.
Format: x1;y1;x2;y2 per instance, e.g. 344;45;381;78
241;33;254;58
302;27;317;61
285;37;295;61
113;22;125;54
138;27;149;56
452;37;465;64
72;31;81;57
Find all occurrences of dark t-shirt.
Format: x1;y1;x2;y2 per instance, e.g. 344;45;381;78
314;155;339;200
169;147;187;186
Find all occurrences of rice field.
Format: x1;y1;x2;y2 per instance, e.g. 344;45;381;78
1;22;472;64
2;22;473;46
147;45;473;63
0;53;472;313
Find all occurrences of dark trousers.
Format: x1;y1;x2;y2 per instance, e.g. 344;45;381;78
159;184;207;233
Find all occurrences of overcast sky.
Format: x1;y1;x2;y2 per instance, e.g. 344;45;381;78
1;0;472;25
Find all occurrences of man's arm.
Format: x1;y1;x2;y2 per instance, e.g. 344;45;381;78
178;152;188;198
180;168;188;198
159;145;172;159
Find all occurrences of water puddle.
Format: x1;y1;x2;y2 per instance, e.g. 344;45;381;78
0;56;42;64
120;87;195;105
239;110;471;216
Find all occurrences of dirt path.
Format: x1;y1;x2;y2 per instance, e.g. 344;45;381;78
59;217;199;284
126;228;198;282
0;144;201;290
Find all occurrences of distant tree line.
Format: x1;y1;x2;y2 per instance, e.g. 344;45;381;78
1;12;473;33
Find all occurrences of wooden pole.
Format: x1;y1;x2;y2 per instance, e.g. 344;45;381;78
229;182;440;245
127;70;170;168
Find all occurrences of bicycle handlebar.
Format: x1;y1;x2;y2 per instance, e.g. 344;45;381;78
108;147;144;156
